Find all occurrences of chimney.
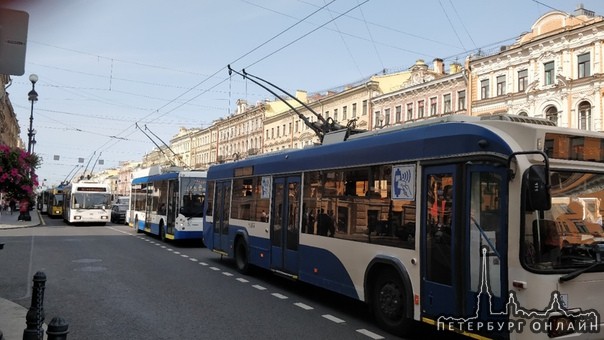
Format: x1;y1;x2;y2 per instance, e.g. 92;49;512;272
449;63;462;74
575;3;595;17
295;90;307;103
433;58;445;74
236;99;248;114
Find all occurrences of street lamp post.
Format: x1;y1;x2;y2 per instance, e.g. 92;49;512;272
27;74;38;154
19;74;38;222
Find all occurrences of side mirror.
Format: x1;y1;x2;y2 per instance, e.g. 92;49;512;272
525;165;551;211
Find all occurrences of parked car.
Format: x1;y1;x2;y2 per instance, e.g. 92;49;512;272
111;204;128;224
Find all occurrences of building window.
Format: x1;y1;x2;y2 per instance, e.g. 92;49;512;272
545;106;558;125
518;69;528;92
277;126;280;137
458;90;466;111
334;108;338;122
384;108;391;125
480;79;490;99
418;100;425;118
544;61;555;85
325;111;329;119
395;105;402;122
496;75;506;96
342;106;347;120
407;103;413;121
579;101;591;130
578;53;590;78
443;94;451;113
352;103;357;118
430;97;437;116
374;111;382;128
362;100;368;115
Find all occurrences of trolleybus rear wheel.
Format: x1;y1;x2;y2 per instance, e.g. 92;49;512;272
159;221;166;242
235;238;250;274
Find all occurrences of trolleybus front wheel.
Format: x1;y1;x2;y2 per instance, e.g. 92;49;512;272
372;269;411;337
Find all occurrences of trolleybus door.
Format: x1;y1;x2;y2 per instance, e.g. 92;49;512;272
421;164;508;321
212;181;231;252
421;165;460;317
464;165;507;322
166;180;178;235
270;176;301;275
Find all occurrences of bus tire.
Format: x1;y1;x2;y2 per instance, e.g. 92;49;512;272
372;269;411;337
234;238;250;274
159;221;166;242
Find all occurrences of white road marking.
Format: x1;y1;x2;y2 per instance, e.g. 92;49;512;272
322;314;345;324
356;329;384;339
271;293;288;299
294;302;314;310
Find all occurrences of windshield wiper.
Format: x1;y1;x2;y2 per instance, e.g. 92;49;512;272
559;261;604;282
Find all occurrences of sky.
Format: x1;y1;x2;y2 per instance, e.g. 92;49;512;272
2;0;604;187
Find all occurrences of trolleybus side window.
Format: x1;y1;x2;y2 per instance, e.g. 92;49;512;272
232;177;270;222
302;164;416;249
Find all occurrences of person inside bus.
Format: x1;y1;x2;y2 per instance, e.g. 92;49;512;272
317;209;334;236
158;203;166;215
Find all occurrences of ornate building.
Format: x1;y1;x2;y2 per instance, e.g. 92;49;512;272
372;59;467;126
468;4;604;130
0;75;23;148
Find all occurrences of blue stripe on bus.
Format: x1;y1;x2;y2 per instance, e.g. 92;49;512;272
210;225;358;299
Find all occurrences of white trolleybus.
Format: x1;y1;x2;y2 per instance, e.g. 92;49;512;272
62;181;112;225
130;169;207;242
203;114;604;339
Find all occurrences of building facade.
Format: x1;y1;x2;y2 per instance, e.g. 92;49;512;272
469;5;604;130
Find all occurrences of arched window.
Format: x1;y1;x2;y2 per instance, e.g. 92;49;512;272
578;101;592;130
518;111;528;116
545;106;558;125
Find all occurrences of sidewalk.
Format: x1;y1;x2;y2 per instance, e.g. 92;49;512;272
0;208;42;230
0;209;42;340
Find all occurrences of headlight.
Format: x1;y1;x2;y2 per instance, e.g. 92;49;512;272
101;216;108;220
74;216;82;220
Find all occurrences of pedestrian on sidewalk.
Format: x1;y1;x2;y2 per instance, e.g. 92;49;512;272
9;199;16;215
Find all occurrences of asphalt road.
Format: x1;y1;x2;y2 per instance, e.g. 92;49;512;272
0;216;468;339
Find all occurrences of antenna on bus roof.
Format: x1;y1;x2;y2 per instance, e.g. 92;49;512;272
135;123;178;167
144;124;188;169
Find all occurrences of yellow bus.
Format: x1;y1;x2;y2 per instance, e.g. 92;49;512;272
47;187;64;218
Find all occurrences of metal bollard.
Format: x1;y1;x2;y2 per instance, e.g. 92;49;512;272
23;271;46;340
46;317;69;340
